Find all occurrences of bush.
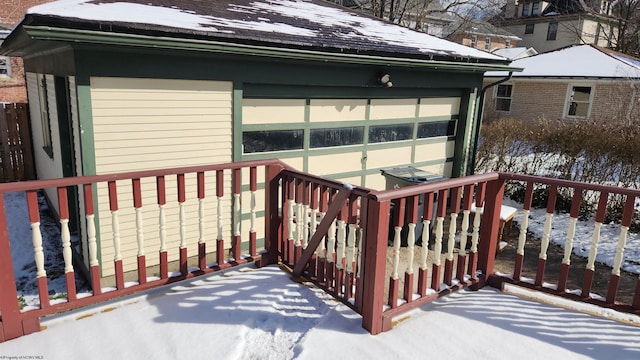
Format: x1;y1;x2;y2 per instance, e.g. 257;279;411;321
476;117;639;227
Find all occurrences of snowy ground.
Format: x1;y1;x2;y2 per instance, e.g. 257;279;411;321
0;264;639;359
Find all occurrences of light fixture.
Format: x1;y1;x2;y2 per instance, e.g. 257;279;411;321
378;73;393;88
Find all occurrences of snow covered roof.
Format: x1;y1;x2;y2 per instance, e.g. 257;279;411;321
7;0;507;64
486;45;640;79
491;47;538;60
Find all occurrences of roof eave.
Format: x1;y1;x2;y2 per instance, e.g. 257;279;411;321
13;25;518;72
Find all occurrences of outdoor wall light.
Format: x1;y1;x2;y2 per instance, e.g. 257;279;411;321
378;73;393;87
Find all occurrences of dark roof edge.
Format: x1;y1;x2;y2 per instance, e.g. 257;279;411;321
10;25;519;72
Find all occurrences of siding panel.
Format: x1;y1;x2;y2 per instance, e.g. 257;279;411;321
91;77;233;275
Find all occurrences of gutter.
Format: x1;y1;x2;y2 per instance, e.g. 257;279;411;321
20;25;518;72
468;71;513;175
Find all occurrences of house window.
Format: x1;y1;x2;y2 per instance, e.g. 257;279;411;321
547;22;558;40
532;2;540;15
0;56;10;77
525;24;535;34
310;126;364;148
521;3;530;16
242;129;304;153
602;1;611;15
505;39;511;48
369;124;413;143
471;35;477;48
566;85;593;118
37;74;54;158
416;119;457;138
495;84;513;112
485;38;491;51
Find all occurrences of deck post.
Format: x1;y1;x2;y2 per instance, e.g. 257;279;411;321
0;195;23;341
477;178;505;281
361;196;390;335
262;163;285;266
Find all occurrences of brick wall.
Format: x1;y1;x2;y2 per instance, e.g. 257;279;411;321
483;79;640;122
449;33;519;52
0;0;51;24
1;1;51;103
0;57;26;103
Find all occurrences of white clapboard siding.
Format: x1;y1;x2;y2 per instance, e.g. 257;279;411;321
90;77;233;275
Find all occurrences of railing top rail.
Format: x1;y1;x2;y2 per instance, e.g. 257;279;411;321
0;159;291;193
373;172;500;202
280;169;372;196
499;172;640;197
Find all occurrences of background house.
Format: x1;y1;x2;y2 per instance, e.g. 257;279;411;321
484;44;640;121
1;0;513;277
445;19;521;52
495;0;619;53
0;0;52;103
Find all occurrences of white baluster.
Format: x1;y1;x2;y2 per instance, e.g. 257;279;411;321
539;213;554;260
158;205;167;252
346;223;356;273
233;193;241;239
406;223;416;275
179;202;186;250
250;191;256;235
470;206;482;253
420;219;431;270
391;225;402;279
86;214;98;267
296;202;304;247
433;216;444;267
217;196;223;241
60;218;73;273
612;225;628;276
587;222;602;271
447;213;458;261
111;211;121;261
303;203;310;249
458;210;470;256
563;217;578;265
136;207;145;257
31;222;46;278
356;227;363;278
317;212;326;259
287;199;295;241
327;219;336;262
199;198;206;246
336;220;346;270
517;209;530;256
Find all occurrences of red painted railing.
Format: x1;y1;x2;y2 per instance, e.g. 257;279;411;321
490;173;640;314
0;159;288;342
3;164;640;342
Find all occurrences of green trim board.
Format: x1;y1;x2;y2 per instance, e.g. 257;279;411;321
20;26;518;72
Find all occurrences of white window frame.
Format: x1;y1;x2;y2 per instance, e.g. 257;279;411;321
505;39;511;48
471;35;477;48
495;84;513;113
521;3;531;17
485;37;491;51
563;83;595;119
0;56;10;78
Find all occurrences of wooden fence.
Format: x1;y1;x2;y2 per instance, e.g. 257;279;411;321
0;103;35;182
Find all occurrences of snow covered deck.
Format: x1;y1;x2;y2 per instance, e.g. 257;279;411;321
1;265;639;359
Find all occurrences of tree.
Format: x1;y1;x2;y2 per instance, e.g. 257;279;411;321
356;0;505;31
614;0;640;57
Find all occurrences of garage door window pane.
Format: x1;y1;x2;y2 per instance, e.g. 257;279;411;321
369;123;413;143
310;127;364;148
417;120;457;138
243;130;304;153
